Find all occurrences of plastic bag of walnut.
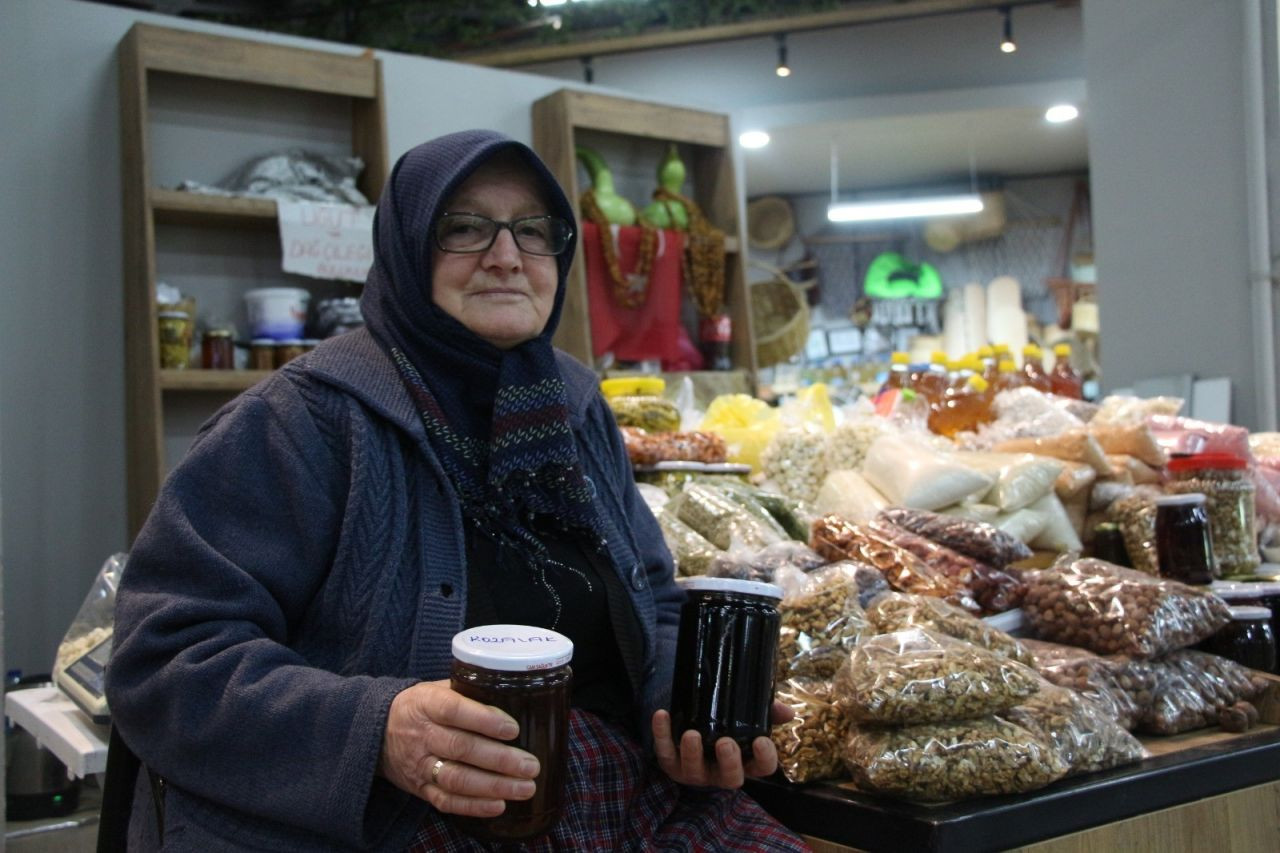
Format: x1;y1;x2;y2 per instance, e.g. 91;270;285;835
1003;682;1147;774
832;628;1041;725
865;592;1035;666
811;515;980;613
843;716;1068;802
776;562;874;680
1021;557;1231;659
876;507;1033;569
1020;638;1155;731
772;678;848;783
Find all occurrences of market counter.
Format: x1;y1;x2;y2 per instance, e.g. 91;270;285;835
749;675;1280;852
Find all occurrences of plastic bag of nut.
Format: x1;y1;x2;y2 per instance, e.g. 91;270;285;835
1138;649;1269;737
671;482;787;551
776;563;874;680
657;510;721;577
709;478;812;543
1138;668;1218;735
876;507;1033;569
772;678;848;783
832;628;1042;725
1003;682;1147;775
1020;638;1155;731
760;427;830;504
1021;557;1232;659
865;592;1035;666
1107;487;1163;575
843;715;1068;802
708;540;827;584
621;426;728;466
868;519;1026;613
811;515;980;612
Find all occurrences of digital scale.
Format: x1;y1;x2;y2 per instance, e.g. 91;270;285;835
54;633;112;724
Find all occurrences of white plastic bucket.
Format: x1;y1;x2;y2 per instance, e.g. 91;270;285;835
244;288;309;340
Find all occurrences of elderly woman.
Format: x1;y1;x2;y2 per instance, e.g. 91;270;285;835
105;130;805;851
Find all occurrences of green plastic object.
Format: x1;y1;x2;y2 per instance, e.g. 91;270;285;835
639;143;690;230
576;145;636;226
863;252;943;300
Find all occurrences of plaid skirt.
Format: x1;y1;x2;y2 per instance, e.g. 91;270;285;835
404;710;809;852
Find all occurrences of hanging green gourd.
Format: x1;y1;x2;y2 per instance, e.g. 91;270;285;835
640;143;690;230
576;146;636;226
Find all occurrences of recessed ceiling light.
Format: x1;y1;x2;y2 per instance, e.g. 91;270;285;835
1045;104;1079;123
739;130;770;149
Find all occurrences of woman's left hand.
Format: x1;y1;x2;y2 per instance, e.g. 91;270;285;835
651;701;795;789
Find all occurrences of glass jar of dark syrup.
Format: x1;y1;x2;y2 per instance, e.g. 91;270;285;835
669;577;782;761
449;625;573;843
1201;606;1277;673
1154;492;1215;585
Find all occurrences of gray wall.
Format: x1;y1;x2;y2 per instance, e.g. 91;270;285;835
1083;0;1272;428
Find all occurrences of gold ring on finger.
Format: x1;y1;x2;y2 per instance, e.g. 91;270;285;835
431;758;447;785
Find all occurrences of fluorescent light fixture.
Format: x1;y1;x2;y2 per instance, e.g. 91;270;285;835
1045;104;1079;123
739;130;770;149
827;194;984;223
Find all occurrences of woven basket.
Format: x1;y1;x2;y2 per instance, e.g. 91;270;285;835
750;276;810;367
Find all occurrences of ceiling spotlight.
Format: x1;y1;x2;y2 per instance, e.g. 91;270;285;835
739;130;770;149
1045;104;1079;123
775;33;791;77
1000;6;1017;53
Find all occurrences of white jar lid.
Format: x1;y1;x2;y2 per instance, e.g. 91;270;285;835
1228;605;1273;621
1153;492;1206;506
677;576;783;600
452;625;573;671
1211;580;1280;599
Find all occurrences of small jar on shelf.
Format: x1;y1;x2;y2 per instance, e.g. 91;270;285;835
1166;453;1260;576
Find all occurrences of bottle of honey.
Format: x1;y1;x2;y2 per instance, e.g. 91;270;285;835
977;345;998;384
880;351;911;394
914;350;951;403
1021;344;1052;393
1050;342;1084;399
928;374;993;437
993;358;1023;394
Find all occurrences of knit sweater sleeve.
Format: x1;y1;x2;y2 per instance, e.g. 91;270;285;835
105;379;418;849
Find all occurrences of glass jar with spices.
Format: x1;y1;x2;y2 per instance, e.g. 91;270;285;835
201;329;235;370
449;625;573;843
248;339;276;371
274;339;306;368
669;577;781;761
1166;454;1260;576
157;311;192;369
1153;492;1216;585
1200;605;1277;673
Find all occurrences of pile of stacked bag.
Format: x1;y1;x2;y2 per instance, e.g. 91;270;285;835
614;378;1279;805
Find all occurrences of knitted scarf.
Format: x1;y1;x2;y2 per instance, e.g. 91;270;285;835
360;131;605;611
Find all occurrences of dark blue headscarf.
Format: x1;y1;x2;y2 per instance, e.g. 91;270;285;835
361;130;604;555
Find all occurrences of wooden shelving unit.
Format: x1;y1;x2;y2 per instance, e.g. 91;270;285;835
118;23;388;539
531;88;757;379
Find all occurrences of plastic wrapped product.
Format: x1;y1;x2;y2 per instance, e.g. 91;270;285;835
760;427;830;504
636;482;669;518
814;469;889;524
868;520;1027;613
608;395;681;432
1089;424;1169;468
657;510;721;577
1138;667;1218;735
991;387;1087;436
624;428;728;465
671;482;787;551
877;507;1034;568
1021;557;1232;659
777;563;873;680
707;541;827;584
993;508;1050;546
811;515;980;612
866;592;1035;665
621;426;662;466
843;716;1068;802
703;478;810;544
1106;454;1162;486
772;678;847;784
861;435;995;511
992;430;1112;475
940;502;1003;523
1027;492;1084;553
1090;480;1135;513
1160;649;1269;709
1021;639;1155;731
823;418;890;474
832;628;1041;725
1166;454;1261;577
958;451;1065;512
1055;460;1098;500
1107;487;1163;575
1003;682;1147;775
1148;414;1250;460
1092;395;1184;425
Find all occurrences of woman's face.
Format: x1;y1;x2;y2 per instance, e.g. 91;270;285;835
430;156;559;349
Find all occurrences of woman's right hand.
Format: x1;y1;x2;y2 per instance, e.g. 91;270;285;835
379;680;540;817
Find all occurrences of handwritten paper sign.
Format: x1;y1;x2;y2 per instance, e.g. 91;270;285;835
277;200;375;282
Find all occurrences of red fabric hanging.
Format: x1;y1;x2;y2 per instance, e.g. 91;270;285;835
583;222;691;366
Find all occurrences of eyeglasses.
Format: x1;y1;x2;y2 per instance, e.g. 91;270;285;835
434;212;573;257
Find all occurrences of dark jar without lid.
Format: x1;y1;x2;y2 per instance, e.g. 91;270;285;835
669;577;782;761
449;625;573;843
1154;492;1216;585
1201;606;1277;674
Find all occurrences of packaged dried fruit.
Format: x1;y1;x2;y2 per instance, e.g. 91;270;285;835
876;507;1032;568
868;520;1026;613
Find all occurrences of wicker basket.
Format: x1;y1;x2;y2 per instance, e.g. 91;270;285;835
750;275;810;367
